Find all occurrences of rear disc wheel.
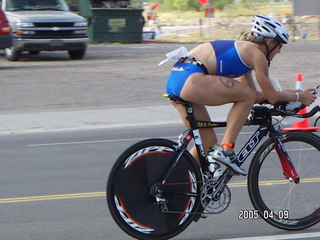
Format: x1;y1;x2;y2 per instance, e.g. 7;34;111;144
107;138;202;240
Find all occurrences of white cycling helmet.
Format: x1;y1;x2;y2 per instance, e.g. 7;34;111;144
251;14;289;44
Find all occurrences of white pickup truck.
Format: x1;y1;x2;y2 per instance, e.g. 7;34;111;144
1;0;88;61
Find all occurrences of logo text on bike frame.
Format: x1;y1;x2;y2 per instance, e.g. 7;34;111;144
238;126;268;163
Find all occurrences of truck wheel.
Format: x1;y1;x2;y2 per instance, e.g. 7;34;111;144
5;47;21;61
68;49;86;59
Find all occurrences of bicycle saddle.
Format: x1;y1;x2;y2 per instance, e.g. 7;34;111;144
163;94;192;105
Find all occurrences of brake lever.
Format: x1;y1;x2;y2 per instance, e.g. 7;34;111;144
310;85;320;95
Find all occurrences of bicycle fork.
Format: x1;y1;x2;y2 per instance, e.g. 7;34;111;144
273;136;300;183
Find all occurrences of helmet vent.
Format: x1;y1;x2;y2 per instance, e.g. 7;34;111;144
250;14;289;44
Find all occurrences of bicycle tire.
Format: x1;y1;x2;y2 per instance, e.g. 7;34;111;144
107;138;202;240
248;131;320;230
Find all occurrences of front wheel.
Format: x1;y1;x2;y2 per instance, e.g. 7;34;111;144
4;47;21;61
107;138;202;240
68;49;86;59
248;131;320;230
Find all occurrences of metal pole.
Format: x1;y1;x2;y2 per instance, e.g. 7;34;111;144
318;15;320;40
199;18;203;38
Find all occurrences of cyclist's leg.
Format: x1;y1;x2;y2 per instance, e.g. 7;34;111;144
180;73;255;154
171;101;217;164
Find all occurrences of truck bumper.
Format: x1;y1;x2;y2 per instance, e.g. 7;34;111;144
13;37;88;51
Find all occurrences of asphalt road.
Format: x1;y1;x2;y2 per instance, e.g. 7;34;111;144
0;125;319;240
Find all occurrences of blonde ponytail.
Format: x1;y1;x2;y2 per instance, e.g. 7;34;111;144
237;31;263;43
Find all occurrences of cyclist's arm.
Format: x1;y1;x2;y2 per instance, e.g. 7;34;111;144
252;52;302;104
283;89;302;93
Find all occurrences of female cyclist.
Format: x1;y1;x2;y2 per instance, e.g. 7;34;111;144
165;14;316;175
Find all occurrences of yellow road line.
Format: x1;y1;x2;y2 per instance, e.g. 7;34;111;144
229;177;320;188
1;178;319;204
0;192;105;204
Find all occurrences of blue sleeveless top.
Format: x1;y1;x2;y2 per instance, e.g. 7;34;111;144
210;40;252;78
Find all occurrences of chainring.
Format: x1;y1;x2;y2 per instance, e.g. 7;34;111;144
200;179;231;214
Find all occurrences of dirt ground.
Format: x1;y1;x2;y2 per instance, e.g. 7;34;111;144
145;15;320;42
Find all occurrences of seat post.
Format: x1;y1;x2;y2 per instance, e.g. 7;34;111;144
163;94;199;130
184;103;198;130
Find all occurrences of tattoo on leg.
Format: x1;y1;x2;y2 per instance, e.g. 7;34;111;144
219;78;235;88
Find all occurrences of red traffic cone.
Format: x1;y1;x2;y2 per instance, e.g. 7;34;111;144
295;73;304;90
284;107;320;131
284;73;320;131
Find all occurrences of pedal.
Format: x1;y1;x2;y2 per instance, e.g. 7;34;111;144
193;206;207;222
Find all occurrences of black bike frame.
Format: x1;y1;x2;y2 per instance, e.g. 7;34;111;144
237;126;269;164
183;102;270;170
161;95;301;186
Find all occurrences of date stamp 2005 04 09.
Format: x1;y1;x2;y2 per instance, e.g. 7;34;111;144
238;209;289;220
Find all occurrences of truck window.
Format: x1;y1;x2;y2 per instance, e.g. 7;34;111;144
6;0;69;11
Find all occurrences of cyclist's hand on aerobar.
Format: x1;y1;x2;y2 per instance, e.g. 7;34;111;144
300;88;317;106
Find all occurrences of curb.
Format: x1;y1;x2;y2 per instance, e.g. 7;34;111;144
0;104;231;135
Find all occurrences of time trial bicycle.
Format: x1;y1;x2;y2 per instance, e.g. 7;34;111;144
107;94;320;240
